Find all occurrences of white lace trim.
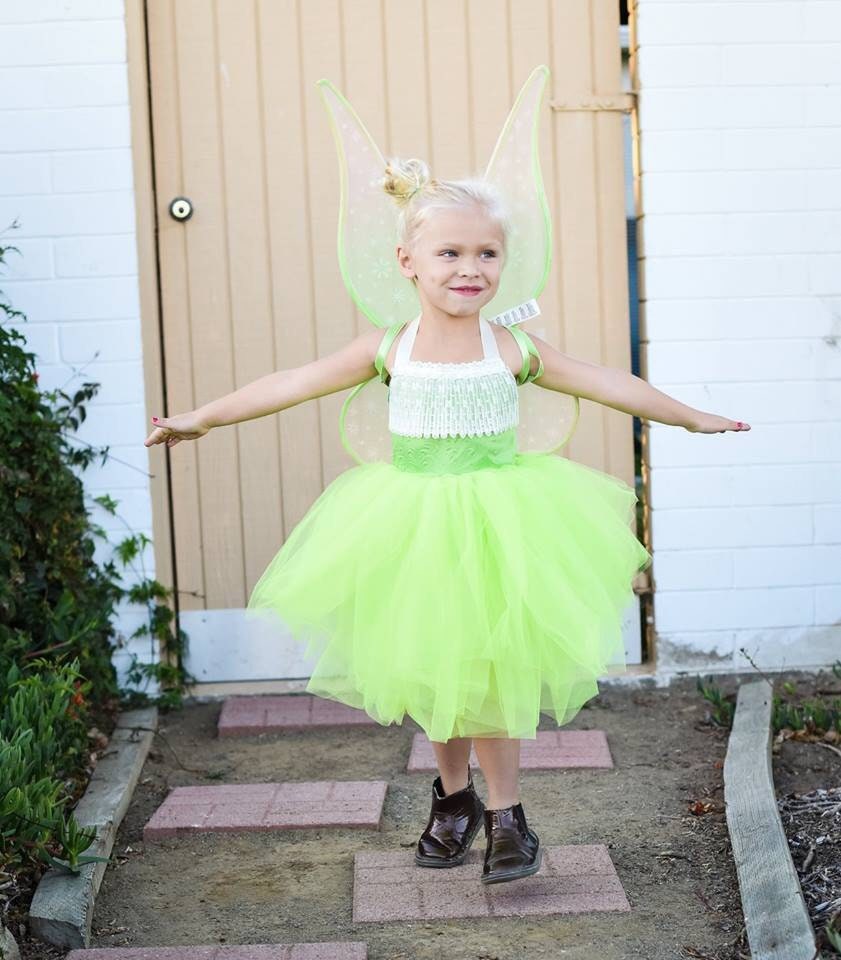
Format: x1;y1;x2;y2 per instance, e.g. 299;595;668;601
388;365;520;439
392;356;511;379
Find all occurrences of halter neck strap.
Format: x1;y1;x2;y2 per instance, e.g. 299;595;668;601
394;315;500;365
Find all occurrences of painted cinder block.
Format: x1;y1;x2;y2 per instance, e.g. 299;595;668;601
639;88;803;131
723;44;841;86
0;20;126;66
0;64;128;110
641;212;832;258
636;3;804;46
0;154;51;194
636;45;723;87
654;586;812;634
52;147;135;191
650;505;811;551
641;171;808;214
55;235;138;277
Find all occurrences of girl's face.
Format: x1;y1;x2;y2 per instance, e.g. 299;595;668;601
396;205;506;320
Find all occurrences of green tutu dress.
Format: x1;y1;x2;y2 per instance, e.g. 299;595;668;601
246;316;651;743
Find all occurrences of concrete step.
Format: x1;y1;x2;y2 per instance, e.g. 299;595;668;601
407;729;614;771
143;781;388;840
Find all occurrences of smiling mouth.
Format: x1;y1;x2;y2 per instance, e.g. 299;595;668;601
451;287;483;293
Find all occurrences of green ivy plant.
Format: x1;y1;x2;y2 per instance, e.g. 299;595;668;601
89;507;197;710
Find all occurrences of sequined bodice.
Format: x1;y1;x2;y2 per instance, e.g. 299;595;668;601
387;316;520;439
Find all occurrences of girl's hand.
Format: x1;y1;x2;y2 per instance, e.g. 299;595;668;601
685;413;751;434
144;411;210;447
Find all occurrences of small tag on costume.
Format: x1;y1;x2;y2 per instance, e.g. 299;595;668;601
486;299;541;327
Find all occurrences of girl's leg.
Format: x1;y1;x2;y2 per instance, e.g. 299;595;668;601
430;737;472;795
473;737;521;808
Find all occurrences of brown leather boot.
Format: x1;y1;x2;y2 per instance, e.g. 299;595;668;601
414;763;485;868
480;801;542;884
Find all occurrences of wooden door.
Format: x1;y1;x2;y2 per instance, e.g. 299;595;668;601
142;0;644;687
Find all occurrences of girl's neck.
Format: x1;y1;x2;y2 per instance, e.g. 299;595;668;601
417;307;481;347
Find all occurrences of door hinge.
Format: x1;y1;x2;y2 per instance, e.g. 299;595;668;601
550;92;636;113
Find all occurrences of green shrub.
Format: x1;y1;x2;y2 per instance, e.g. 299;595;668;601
0;221;122;878
696;660;841;735
0;221;192;893
0;314;122;699
0;656;101;875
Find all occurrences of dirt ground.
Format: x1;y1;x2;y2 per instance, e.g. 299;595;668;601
19;669;840;960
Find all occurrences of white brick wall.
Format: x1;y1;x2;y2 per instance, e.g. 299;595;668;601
0;0;158;692
636;0;841;673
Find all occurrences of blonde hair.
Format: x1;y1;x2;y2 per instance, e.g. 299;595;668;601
382;156;511;253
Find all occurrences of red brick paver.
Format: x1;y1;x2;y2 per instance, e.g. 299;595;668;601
143;781;387;840
218;695;378;737
352;845;629;922
407;730;614;771
66;946;367;960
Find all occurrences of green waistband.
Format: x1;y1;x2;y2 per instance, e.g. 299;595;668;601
391;427;517;475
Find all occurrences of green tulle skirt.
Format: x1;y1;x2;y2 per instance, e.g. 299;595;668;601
246;426;651;743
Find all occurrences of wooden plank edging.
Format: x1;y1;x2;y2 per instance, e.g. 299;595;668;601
28;707;158;949
723;680;817;960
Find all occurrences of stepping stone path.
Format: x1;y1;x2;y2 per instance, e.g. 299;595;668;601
67;946;367;959
353;845;630;922
122;694;632;956
218;695;377;737
143;781;388;839
407;729;615;771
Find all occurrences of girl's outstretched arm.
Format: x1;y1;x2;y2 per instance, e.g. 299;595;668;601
527;333;750;434
144;327;385;448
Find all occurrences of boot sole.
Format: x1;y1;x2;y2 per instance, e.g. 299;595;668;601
414;812;485;868
480;844;543;885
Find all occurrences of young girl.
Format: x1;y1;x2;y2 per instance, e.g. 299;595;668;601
145;92;749;889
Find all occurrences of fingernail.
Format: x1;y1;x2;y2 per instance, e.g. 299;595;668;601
152;416;159;422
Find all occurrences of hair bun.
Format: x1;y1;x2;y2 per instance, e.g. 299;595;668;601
383;157;433;207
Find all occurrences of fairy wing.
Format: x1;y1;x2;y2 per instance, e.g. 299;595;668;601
479;64;578;456
480;66;552;324
338;322;404;465
506;324;580;456
338;375;394;464
315;78;418;329
318;66;578;464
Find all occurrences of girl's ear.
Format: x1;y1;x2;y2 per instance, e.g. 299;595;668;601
396;245;416;280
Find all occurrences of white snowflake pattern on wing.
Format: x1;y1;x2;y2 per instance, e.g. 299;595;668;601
371;257;392;280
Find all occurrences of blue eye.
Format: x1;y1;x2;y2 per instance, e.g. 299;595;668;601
440;250;497;258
